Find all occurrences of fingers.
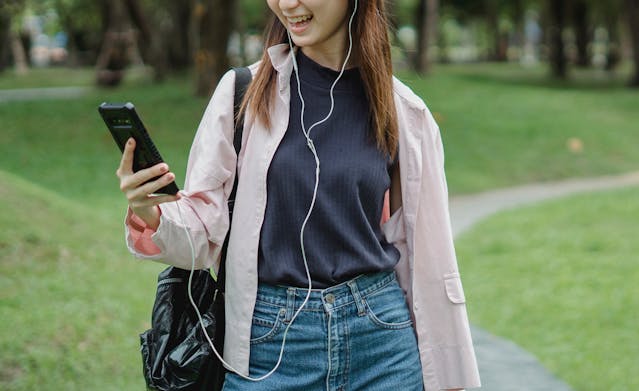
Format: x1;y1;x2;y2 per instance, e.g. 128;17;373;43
124;170;177;200
125;172;180;213
119;162;169;193
133;171;176;199
117;137;136;177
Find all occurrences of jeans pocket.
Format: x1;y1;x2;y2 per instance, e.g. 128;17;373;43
364;283;413;330
249;301;286;345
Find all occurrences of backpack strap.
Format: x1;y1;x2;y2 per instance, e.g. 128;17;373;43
229;66;251;206
216;67;252;289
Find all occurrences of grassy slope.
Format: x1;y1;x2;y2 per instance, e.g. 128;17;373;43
455;186;639;391
0;75;206;210
0;170;163;390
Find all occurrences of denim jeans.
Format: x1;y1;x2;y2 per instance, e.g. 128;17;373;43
222;271;424;391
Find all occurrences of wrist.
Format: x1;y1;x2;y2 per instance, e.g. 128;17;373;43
131;205;161;230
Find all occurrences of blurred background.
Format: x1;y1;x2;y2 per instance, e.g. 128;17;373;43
0;0;637;390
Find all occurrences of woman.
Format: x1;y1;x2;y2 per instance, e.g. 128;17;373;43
117;0;481;390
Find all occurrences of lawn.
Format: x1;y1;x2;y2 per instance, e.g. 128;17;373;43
399;63;639;193
0;170;160;390
455;186;639;391
0;67;95;89
0;63;638;389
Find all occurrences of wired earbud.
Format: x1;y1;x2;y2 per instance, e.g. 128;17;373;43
178;0;359;382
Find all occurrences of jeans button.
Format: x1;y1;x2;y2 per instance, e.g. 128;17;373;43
325;293;335;304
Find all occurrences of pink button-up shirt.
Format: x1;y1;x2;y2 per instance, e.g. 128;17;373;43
126;44;480;390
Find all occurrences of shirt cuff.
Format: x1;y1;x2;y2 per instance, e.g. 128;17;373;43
125;208;162;256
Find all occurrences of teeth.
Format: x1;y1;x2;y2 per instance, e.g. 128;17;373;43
289;15;312;23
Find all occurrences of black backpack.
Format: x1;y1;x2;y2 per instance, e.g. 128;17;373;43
140;67;252;391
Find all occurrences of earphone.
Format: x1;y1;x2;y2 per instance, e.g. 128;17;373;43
177;0;359;382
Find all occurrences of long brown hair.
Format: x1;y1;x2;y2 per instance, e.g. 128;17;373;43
240;0;398;159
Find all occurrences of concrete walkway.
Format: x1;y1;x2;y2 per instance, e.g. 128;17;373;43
449;171;639;390
0;86;90;103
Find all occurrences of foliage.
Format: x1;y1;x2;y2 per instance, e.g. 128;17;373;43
241;0;269;32
50;0;102;34
0;0;26;14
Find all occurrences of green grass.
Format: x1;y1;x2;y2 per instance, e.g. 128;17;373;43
399;63;639;193
1;64;638;389
0;73;206;210
0;64;637;201
0;67;95;89
455;186;639;391
0;66;156;90
0;170;165;390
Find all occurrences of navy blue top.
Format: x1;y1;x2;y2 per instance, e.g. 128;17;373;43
257;50;399;288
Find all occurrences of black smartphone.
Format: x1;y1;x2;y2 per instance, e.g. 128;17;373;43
98;102;179;195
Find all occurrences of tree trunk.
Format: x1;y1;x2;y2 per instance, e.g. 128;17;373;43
413;0;439;74
194;0;233;96
510;0;525;62
626;0;639;86
10;32;27;74
0;11;10;73
548;0;568;79
123;0;169;81
572;0;590;67
95;1;131;87
604;11;621;71
487;1;507;62
167;0;194;70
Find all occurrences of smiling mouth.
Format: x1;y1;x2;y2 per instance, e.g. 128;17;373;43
287;15;313;27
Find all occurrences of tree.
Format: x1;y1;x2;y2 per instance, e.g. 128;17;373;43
0;0;26;73
444;0;532;62
626;0;639;86
572;0;591;67
0;9;11;72
547;0;568;79
136;0;195;73
95;0;133;86
194;0;234;96
414;0;439;74
52;0;103;66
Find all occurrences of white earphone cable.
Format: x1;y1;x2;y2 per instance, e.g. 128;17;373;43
177;0;358;382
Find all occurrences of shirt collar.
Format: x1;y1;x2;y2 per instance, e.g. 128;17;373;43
267;44;294;92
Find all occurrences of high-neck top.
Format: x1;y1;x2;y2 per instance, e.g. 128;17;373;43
295;49;364;92
257;49;399;288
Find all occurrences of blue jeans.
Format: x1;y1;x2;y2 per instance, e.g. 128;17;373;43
222;271;424;391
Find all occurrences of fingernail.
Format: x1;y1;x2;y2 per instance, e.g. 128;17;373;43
127;138;133;145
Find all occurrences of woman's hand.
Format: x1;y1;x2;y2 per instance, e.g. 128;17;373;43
116;138;180;230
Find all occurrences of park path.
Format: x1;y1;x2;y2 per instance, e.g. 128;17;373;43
0;86;89;103
449;170;639;390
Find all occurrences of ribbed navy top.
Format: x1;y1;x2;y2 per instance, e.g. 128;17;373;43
257;50;399;288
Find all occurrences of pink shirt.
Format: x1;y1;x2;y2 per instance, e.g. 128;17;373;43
125;44;480;390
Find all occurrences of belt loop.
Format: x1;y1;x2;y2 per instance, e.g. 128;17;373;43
285;287;296;323
347;280;366;316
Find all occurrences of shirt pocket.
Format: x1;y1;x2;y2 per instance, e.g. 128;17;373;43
443;272;466;304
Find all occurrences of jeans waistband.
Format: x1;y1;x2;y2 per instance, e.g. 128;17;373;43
255;271;397;314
